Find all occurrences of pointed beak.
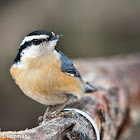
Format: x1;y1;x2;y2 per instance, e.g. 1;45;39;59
48;35;63;46
51;34;63;41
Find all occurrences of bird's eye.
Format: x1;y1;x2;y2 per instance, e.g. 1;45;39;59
32;39;40;45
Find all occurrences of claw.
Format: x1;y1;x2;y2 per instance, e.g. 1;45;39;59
38;116;43;124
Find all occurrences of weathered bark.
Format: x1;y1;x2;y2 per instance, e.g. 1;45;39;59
0;54;140;140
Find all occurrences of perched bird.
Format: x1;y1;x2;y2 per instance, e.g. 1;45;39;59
10;30;96;120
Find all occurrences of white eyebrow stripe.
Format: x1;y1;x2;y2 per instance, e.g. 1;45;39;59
20;35;49;46
51;31;55;36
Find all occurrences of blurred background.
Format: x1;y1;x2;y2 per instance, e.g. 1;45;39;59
0;0;140;139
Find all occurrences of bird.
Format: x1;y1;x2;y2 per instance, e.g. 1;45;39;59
10;30;96;121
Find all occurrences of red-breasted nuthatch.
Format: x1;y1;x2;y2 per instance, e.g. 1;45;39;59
10;30;96;120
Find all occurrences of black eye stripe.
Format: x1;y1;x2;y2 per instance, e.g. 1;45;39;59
32;39;48;45
14;37;50;63
32;39;40;45
19;38;48;53
14;41;32;63
19;41;32;52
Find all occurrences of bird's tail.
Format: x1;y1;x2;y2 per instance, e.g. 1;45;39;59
84;82;97;93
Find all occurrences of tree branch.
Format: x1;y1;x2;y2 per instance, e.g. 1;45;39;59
0;54;140;140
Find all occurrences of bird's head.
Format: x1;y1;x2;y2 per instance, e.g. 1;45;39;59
14;30;62;64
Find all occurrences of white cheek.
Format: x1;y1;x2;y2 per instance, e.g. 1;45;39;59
14;45;42;68
47;41;57;51
22;45;41;58
12;61;24;69
14;42;57;68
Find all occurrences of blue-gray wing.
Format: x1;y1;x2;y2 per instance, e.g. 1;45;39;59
55;48;81;79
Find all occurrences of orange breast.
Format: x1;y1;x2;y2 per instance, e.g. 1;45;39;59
10;53;84;105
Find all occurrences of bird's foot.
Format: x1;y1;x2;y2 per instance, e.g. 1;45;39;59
38;110;76;124
38;94;77;124
44;110;76;121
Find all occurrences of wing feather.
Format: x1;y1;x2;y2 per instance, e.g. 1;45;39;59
55;48;81;78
